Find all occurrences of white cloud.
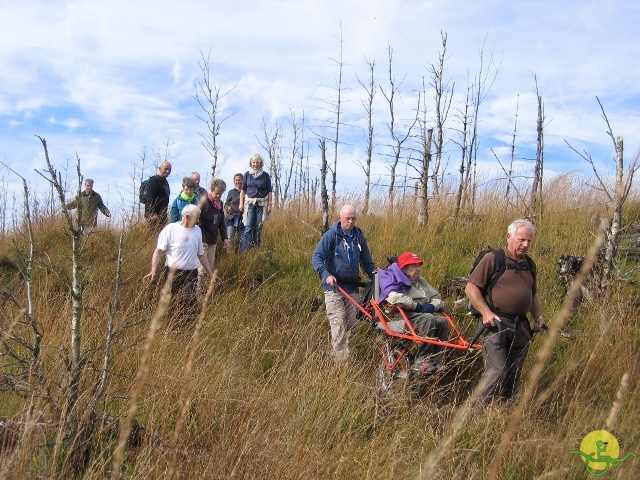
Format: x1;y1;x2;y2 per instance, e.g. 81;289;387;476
0;0;638;216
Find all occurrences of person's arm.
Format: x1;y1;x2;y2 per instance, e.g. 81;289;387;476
97;194;110;217
465;281;501;327
169;199;179;223
239;190;245;212
198;253;213;277
311;233;336;286
385;291;419;310
65;197;78;210
358;236;377;279
143;248;164;281
224;191;234;213
218;211;230;249
530;294;546;331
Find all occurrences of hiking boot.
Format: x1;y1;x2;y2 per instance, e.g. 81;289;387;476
412;359;438;375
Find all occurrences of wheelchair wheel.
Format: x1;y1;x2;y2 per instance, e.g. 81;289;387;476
377;340;410;395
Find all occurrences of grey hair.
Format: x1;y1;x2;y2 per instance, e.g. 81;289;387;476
249;153;264;167
182;204;201;218
508;218;535;236
210;178;227;193
85;179;94;185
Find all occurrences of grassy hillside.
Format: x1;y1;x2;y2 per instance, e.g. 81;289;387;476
1;174;639;479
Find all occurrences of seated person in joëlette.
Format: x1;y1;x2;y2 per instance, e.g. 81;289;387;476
378;251;450;375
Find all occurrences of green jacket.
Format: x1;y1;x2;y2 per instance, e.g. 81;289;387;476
65;191;110;227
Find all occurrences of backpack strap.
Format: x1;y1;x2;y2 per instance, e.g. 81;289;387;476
484;248;506;309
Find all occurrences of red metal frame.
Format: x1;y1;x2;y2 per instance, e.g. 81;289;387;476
338;285;482;352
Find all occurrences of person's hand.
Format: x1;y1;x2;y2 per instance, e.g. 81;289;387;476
238;204;244;212
143;271;155;282
266;204;272;214
482;311;502;328
430;298;444;311
325;275;337;287
415;303;435;314
533;316;547;332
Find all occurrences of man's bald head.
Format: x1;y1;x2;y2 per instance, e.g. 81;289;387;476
158;162;172;178
338;204;357;234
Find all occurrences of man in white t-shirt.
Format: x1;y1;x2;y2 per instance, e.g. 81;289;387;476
144;204;214;322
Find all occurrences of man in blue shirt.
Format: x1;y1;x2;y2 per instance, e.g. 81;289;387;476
312;205;376;362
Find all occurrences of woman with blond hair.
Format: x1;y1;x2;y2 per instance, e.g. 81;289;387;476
238;154;272;253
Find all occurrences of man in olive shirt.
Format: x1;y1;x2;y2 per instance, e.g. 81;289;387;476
65;179;111;233
465;219;547;404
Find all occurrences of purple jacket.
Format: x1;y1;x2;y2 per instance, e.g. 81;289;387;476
378;263;412;303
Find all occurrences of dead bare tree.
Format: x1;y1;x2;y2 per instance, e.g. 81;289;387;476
0;165;8;236
132;145;152;220
330;26;346;214
429;31;454;196
380;44;418;209
417;124;434;227
259;111;302;210
319;139;330;232
529;74;545;218
0;137;135;475
505;96;519;201
453;81;471;220
412;76;433;226
281;111;303;209
36;139;84;418
260;118;283;209
565;97;639;286
193;46;238;176
461;38;501;215
355;57;376;216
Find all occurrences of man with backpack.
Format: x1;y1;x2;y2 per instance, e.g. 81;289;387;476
465;218;547;404
312;205;377;362
143;161;172;232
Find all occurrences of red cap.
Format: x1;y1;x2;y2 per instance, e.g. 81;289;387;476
397;251;423;269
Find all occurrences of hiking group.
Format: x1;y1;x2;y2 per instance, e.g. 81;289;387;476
313;209;548;406
69;155;547;405
135;154;271;324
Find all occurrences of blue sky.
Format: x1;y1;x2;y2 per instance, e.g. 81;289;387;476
1;0;639;222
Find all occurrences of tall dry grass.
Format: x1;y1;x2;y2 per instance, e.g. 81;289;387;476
1;175;639;478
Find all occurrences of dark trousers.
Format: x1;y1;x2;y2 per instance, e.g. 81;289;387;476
478;316;531;403
164;267;199;319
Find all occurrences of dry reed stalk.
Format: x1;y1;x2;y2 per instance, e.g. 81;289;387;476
605;372;629;431
166;269;219;479
110;271;173;479
419;376;490;479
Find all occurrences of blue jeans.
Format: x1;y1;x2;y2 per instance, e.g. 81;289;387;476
239;203;264;253
226;224;244;252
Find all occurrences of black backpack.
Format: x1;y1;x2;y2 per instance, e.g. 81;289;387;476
139;179;150;204
467;248;536;317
